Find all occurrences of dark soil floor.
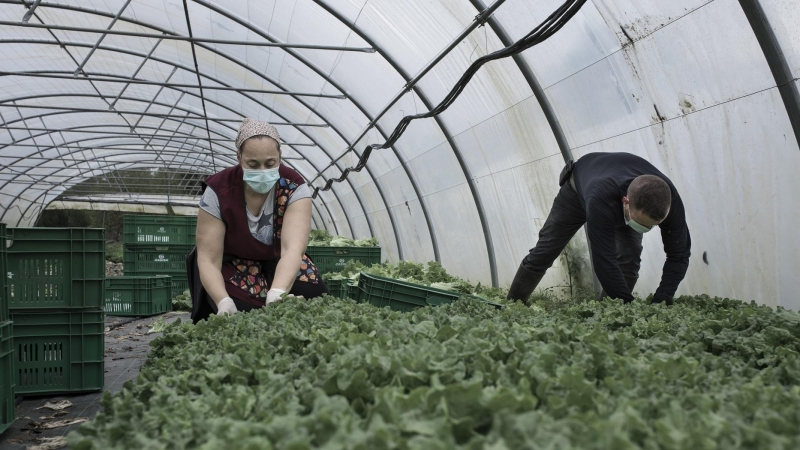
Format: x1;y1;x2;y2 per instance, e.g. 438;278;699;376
0;312;190;450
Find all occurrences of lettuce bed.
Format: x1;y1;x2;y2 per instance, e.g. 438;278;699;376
69;295;800;449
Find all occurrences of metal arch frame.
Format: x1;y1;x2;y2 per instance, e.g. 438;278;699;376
311;0;496;285
0;94;362;238
0;37;386;244
0;111;350;238
3;148;336;229
0;105;351;238
0;19;376;52
0;108;343;226
0;134;342;233
1;122;237;149
0;4;405;250
0;71;348;98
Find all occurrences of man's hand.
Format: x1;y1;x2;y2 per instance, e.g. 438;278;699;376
649;292;674;306
216;297;237;315
266;288;286;304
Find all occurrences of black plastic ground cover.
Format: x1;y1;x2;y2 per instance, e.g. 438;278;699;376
0;312;190;449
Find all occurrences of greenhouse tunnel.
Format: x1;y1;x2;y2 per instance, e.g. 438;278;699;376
0;0;798;310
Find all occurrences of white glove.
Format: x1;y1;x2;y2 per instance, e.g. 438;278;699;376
266;288;286;304
216;297;237;315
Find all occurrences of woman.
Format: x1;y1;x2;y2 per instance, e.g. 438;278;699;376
188;118;329;322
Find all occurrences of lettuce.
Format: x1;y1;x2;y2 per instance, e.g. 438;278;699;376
69;294;800;449
307;230;380;248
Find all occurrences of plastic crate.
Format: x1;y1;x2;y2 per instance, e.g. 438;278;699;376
7;228;105;310
145;276;187;301
169;276;188;300
343;282;356;300
305;247;381;275
104;276;171;317
11;309;104;395
0;321;13;435
0;223;8;323
326;278;356;300
352;272;502;312
123;244;192;275
123;215;196;246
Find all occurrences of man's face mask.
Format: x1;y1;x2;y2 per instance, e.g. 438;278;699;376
623;200;654;234
242;167;280;194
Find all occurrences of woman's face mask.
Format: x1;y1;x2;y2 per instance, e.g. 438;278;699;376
242;167;280;194
238;137;281;194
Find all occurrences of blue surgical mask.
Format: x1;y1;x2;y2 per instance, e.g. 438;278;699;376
242;167;280;194
624;204;653;234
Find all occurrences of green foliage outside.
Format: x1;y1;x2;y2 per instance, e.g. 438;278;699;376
69;291;800;449
105;241;123;264
38;209;125;242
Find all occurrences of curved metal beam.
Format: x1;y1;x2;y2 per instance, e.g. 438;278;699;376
0;93;358;237
1;123;231;144
6;153;334;231
0;133;343;236
0;112;349;236
0;36;381;240
312;0;496;285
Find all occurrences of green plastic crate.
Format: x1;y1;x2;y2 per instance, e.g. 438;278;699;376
0;321;13;435
123;244;192;275
11;309;104;395
104;276;171;317
326;278;356;300
7;228;105;310
305;247;381;275
148;276;187;301
0;223;8;323
123;215;196;246
343;282;357;300
352;272;502;312
168;276;189;300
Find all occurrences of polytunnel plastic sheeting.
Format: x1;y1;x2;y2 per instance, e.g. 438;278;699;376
0;0;798;309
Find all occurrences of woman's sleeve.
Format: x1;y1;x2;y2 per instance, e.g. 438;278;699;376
198;187;222;219
287;183;311;206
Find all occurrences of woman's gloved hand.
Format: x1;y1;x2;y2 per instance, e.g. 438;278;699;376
266;288;286;304
216;297;238;315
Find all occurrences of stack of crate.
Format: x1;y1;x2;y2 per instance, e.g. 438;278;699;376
6;227;105;396
122;215;196;299
0;224;14;434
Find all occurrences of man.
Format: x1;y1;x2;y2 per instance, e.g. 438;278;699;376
508;152;691;305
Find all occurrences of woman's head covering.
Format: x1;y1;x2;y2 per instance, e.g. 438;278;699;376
235;118;281;151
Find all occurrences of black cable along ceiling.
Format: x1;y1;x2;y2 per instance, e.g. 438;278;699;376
310;0;587;198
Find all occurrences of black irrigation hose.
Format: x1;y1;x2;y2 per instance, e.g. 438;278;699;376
312;0;587;198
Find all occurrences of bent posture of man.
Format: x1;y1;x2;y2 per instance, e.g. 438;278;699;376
508;152;691;305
